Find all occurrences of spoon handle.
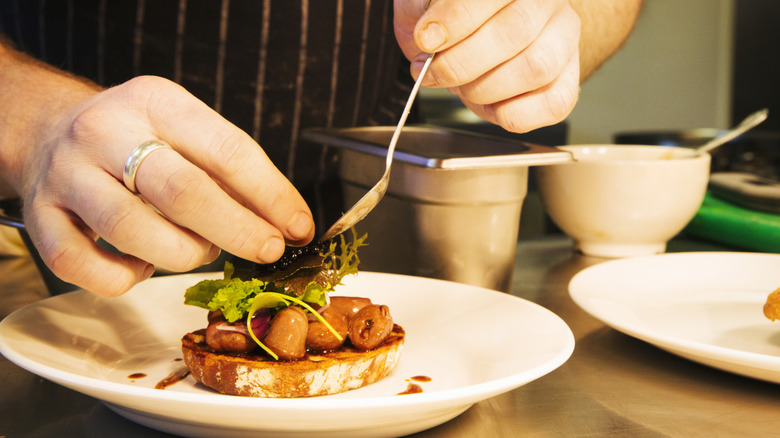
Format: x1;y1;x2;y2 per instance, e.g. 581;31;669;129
317;53;435;243
384;53;434;172
692;108;768;157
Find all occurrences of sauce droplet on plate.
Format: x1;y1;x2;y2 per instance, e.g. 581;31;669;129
155;367;191;390
397;382;423;395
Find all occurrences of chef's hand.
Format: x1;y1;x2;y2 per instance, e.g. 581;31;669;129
394;0;581;133
15;75;314;297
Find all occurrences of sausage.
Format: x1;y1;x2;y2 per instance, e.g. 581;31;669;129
207;310;225;323
348;304;393;351
205;321;254;353
263;306;308;360
306;307;349;351
329;296;372;320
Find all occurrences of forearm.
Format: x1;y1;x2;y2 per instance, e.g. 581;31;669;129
0;39;99;197
569;0;643;81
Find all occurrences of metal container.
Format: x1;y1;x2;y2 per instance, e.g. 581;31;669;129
303;125;571;292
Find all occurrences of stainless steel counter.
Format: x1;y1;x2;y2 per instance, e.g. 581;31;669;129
3;235;780;437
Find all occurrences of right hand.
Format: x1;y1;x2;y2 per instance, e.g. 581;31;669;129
394;0;581;134
20;76;314;296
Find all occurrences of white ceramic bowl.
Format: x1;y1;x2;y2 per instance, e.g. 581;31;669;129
536;145;711;258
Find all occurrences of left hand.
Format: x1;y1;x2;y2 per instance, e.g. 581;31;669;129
394;0;581;133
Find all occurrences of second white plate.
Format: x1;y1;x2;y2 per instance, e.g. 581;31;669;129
569;252;780;382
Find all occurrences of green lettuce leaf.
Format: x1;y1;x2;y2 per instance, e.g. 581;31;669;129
183;262;236;309
183;262;283;322
300;282;328;306
183;278;228;309
322;228;367;288
208;278;271;322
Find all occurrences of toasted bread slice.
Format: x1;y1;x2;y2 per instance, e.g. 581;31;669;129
764;287;780;321
182;325;404;397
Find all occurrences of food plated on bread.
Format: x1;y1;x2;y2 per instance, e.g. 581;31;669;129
181;231;404;397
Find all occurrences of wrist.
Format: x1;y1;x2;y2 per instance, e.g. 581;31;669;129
0;43;100;197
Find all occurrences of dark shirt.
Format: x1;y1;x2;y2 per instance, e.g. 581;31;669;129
0;0;413;231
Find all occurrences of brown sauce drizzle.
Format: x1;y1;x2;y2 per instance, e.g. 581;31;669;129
397;375;432;395
127;373;146;380
397;382;423;395
155;367;191;390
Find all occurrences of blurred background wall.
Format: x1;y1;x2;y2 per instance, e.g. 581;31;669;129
567;0;735;144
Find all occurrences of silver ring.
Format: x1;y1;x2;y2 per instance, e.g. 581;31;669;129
122;140;172;193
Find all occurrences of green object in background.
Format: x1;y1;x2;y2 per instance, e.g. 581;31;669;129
684;191;780;253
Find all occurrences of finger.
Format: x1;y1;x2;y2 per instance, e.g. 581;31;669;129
394;0;439;60
450;6;580;105
408;0;512;53
462;51;580;133
63;166;222;272
24;201;155;297
412;0;562;88
128;145;292;264
107;76;315;245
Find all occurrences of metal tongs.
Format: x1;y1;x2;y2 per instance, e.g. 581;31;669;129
319;53;435;242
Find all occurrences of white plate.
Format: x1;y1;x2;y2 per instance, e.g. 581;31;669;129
0;272;573;438
569;252;780;383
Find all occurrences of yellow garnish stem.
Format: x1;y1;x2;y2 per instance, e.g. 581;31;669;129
245;313;280;361
285;294;344;342
245;292;343;361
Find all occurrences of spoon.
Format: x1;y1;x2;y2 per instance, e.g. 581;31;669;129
689;108;768;157
319;52;435;242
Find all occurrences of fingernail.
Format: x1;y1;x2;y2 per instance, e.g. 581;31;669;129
412;53;436;86
413;52;430;64
142;263;155;280
286;211;314;240
259;236;285;262
207;245;222;263
419;22;446;52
